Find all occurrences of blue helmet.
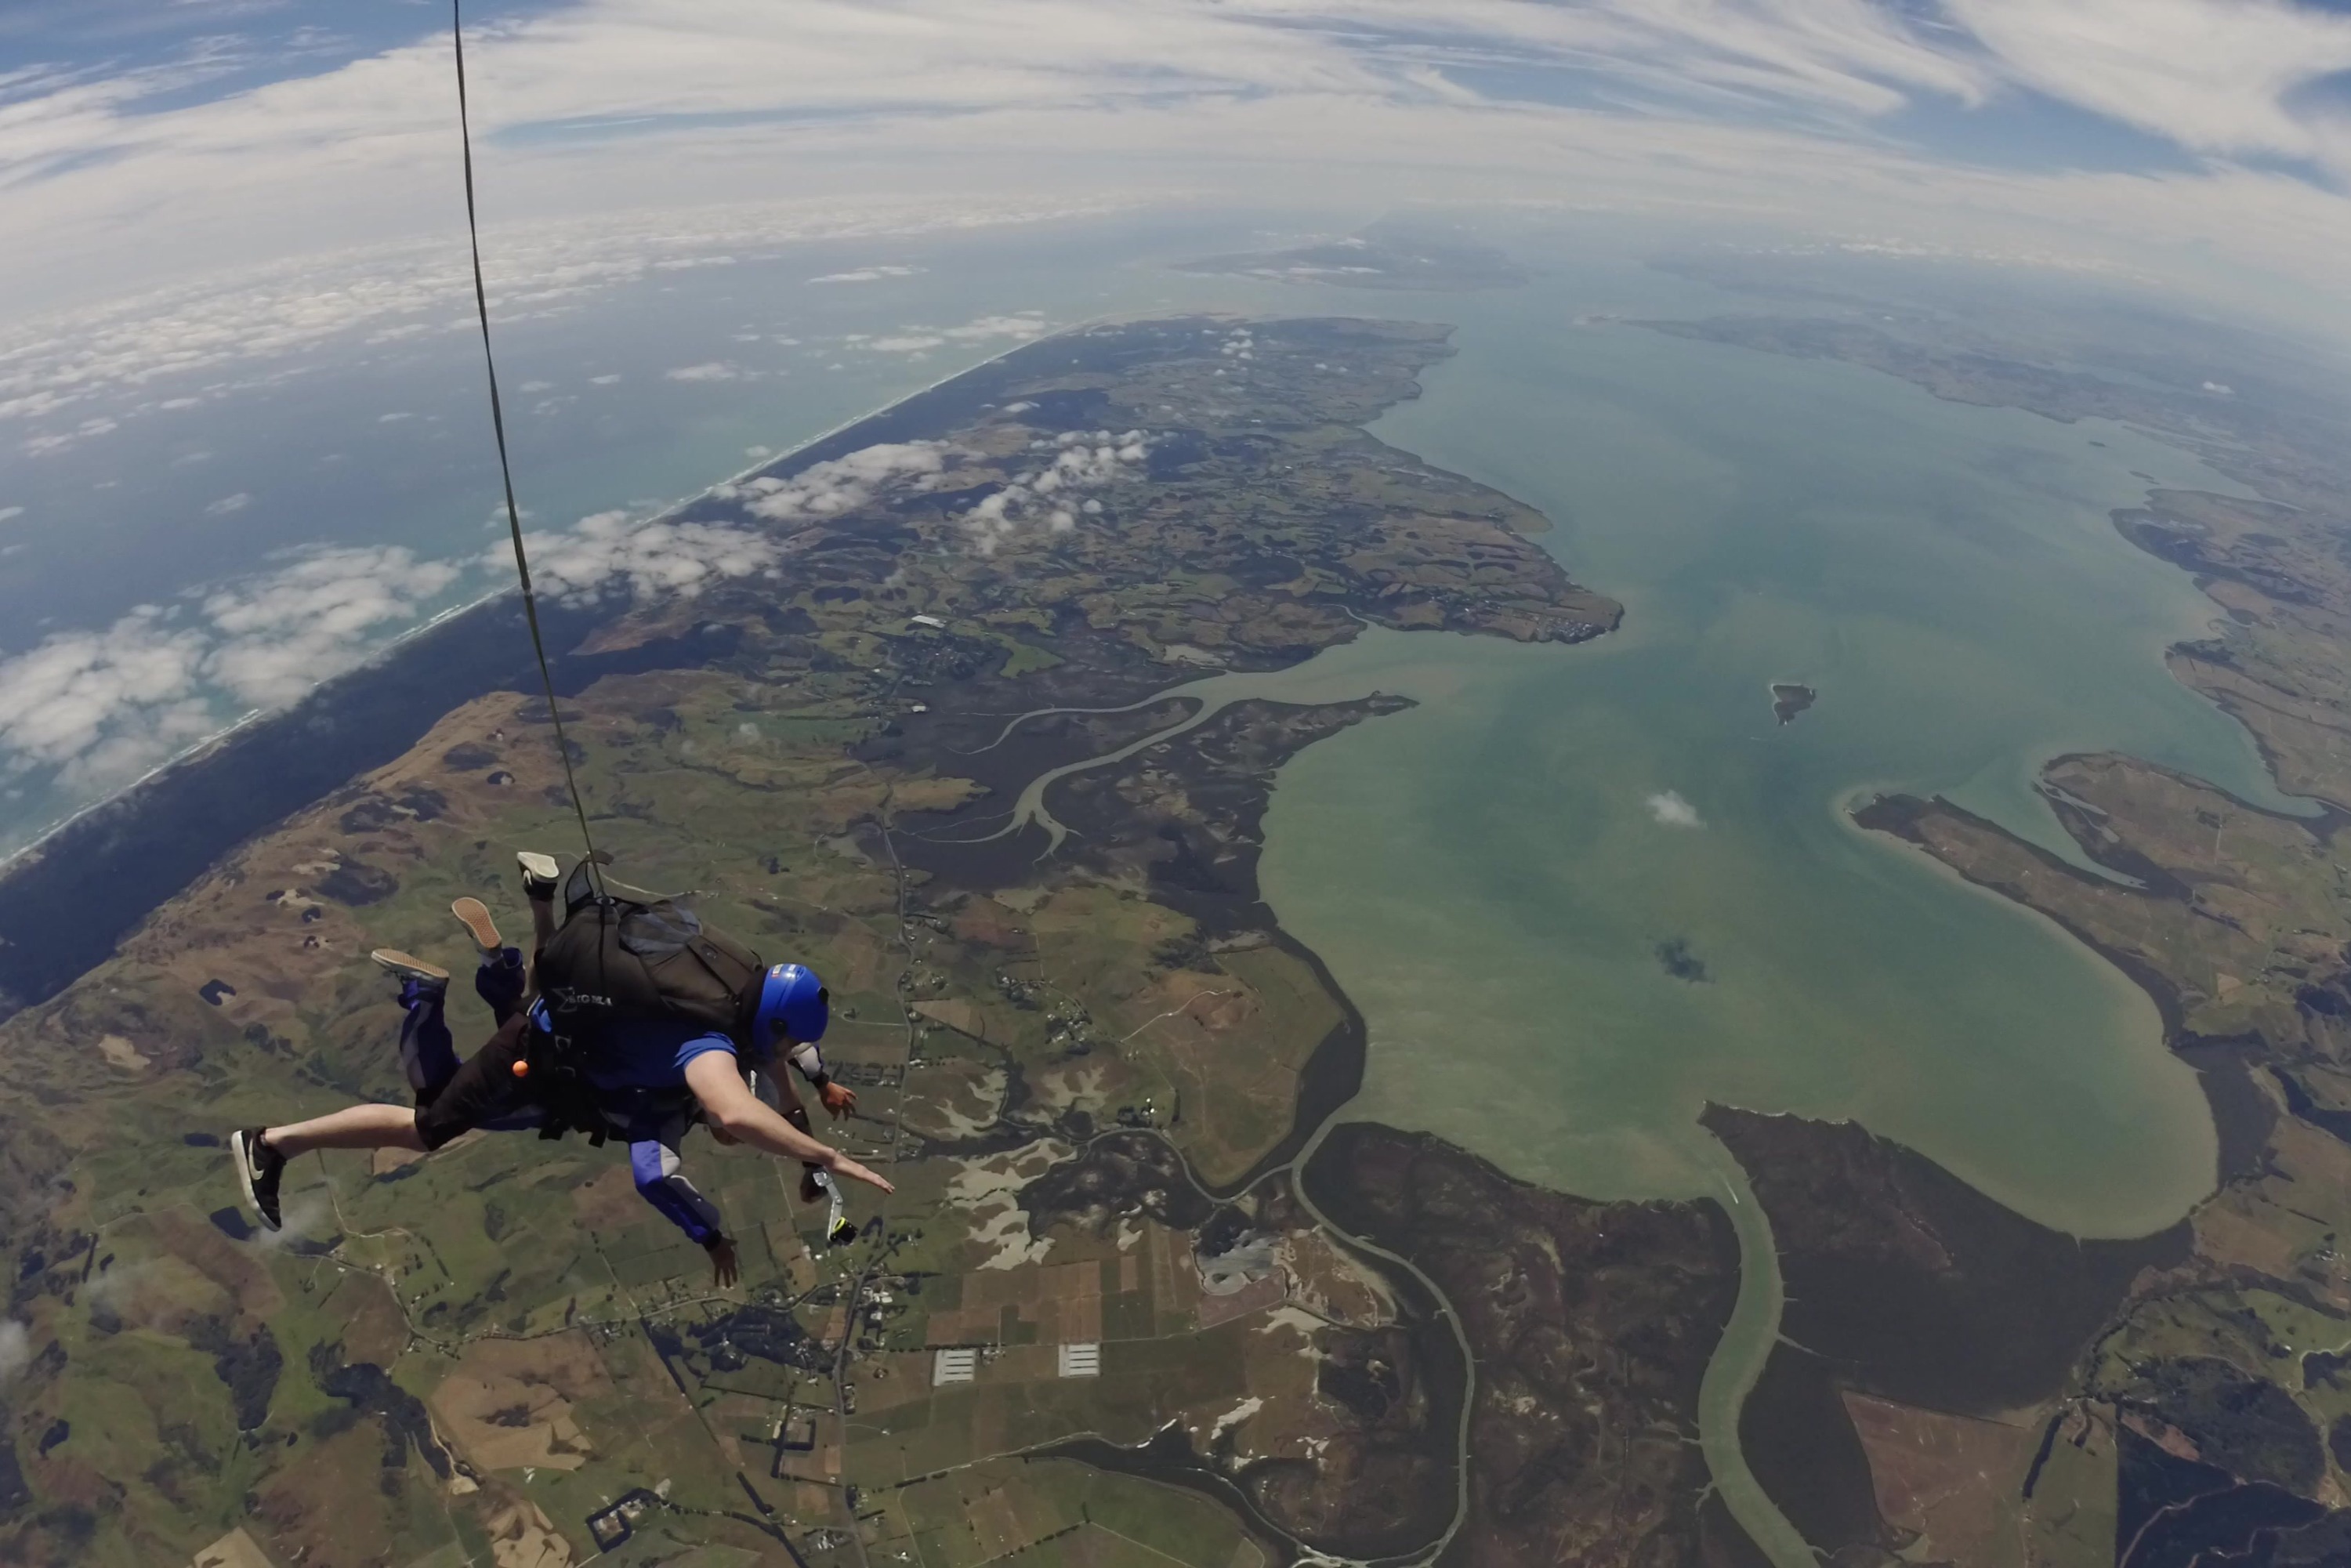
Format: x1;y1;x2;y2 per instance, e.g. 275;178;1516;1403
753;962;829;1045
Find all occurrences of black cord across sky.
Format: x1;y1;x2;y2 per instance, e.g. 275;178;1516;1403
451;1;603;882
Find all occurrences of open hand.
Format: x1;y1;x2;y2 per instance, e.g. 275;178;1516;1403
705;1236;740;1287
827;1152;894;1197
819;1081;858;1119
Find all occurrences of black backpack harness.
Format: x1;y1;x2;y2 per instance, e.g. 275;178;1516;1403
521;862;770;1145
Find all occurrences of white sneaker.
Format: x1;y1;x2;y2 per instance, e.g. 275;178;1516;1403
451;897;502;952
370;949;450;987
516;851;560;900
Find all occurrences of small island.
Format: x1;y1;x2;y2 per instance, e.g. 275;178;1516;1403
1771;682;1817;726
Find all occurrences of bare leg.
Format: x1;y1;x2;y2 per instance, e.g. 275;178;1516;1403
529;892;556;952
264;1103;425;1157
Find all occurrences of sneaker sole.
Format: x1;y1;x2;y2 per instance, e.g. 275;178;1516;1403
516;852;560;891
451;897;502;951
371;949;451;984
230;1135;281;1232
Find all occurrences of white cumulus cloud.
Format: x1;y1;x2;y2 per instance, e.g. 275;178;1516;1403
665;360;749;382
513;510;781;605
0;544;472;788
860;314;1049;357
1646;791;1704;828
960;429;1150;556
733;440;956;523
942;313;1049;342
0;436;987;795
809;265;925;283
204;491;252;516
0;605;212;790
201;545;462;708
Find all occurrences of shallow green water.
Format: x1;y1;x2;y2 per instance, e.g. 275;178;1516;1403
1183;269;2289;1562
955;244;2289;1556
1248;281;2285;1239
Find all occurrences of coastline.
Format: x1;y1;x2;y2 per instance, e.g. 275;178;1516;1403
0;328;1130;1017
1;310;1788;1565
0;331;1089;876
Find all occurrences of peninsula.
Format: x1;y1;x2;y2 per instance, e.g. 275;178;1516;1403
0;318;1778;1568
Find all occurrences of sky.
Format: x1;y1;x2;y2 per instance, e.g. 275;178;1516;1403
0;0;2349;852
6;0;2351;431
3;0;2349;313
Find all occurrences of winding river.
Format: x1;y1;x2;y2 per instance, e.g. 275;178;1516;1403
967;253;2292;1562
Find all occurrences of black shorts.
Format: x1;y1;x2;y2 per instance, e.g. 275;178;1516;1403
415;1015;538;1150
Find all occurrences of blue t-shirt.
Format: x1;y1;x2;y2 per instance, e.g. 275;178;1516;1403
528;1000;736;1113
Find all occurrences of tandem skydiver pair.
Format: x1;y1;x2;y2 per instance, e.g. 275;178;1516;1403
230;852;887;1279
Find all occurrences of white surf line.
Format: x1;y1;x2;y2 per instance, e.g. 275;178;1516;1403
4;306;1254;871
0;327;1115;873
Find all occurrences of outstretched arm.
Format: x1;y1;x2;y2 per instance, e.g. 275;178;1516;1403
684;1053;893;1194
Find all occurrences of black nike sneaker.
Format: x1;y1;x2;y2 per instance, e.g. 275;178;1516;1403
230;1128;286;1232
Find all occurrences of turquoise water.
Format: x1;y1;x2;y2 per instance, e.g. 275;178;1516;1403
1250;277;2278;1237
984;273;2276;1555
1168;258;2288;1562
831;237;2277;1556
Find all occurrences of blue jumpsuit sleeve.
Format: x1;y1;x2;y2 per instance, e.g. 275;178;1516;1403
629;1136;726;1247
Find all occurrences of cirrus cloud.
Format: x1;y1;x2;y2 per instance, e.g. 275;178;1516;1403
0;0;2348;348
